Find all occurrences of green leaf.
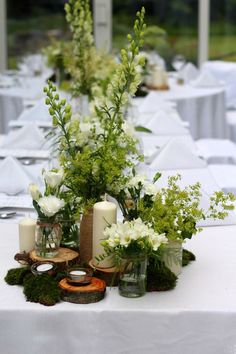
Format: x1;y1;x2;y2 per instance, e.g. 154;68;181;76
153;172;162;183
135;125;152;133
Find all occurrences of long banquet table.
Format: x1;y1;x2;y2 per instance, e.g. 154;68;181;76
1;223;236;354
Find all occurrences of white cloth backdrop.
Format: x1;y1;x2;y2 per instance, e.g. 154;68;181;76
1;223;236;354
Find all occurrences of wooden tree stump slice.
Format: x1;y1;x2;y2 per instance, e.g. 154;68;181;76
29;248;79;270
89;260;119;287
59;277;106;304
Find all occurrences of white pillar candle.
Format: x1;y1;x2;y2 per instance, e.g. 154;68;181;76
19;218;36;253
92;200;117;268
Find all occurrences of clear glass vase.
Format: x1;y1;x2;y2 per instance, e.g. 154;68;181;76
119;255;147;298
35;220;61;258
60;220;79;249
162;241;182;276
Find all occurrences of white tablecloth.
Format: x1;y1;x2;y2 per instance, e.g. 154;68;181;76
203;60;236;109
1;223;236;354
139;79;227;139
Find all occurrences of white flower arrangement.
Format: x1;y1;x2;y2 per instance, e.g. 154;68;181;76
28;168;65;222
101;218;167;259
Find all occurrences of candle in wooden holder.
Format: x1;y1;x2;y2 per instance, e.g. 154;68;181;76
92;198;117;268
19;218;36;253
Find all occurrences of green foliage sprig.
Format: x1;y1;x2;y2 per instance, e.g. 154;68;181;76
96;7;146;132
139;174;235;242
65;0;96;97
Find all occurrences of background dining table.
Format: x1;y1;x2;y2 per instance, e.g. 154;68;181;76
136;78;228;140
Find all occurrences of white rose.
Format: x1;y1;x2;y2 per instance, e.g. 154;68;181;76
28;183;41;201
38;196;65;217
43;170;64;188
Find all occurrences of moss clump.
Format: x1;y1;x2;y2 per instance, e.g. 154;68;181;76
23;273;61;306
5;267;31;285
147;260;177;291
182;249;196;267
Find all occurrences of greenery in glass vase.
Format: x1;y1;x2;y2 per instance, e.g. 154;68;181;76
44;8;146;214
138;174;235;242
115;172;235;243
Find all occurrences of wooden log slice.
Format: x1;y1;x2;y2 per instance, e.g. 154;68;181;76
89;260;119;287
59;277;106;304
29;248;79;270
146;84;169;91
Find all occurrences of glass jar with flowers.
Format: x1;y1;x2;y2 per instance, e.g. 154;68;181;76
100;218;167;298
28;169;66;258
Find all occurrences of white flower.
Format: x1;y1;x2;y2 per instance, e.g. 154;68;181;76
28;183;41;201
122;121;135;137
150;232;167;251
143;183;158;197
43;170;64;188
38;196;65;217
127;174;147;189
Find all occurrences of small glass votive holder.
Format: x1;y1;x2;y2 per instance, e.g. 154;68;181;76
31;261;56;276
66;267;93;285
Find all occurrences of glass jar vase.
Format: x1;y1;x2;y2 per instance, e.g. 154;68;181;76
119;255;147;298
35;220;61;258
162;240;182;276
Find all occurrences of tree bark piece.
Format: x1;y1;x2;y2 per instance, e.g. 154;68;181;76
29;248;79;270
89;260;119;286
79;209;93;264
59;277;106;304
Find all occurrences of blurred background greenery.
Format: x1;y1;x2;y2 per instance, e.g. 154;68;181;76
6;0;236;69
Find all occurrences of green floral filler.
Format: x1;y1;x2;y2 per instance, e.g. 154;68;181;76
44;8;146;214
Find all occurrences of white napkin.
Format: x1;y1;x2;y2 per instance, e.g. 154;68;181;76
150;138;207;170
190;70;221;87
1;123;47;150
18;99;51;122
0;156;31;195
144;111;188;136
179;62;199;83
138;92;176;114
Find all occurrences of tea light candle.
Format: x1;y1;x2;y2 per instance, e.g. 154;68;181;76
67;268;91;282
19;218;36;253
70;270;86;276
93;198;117;268
36;263;53;272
